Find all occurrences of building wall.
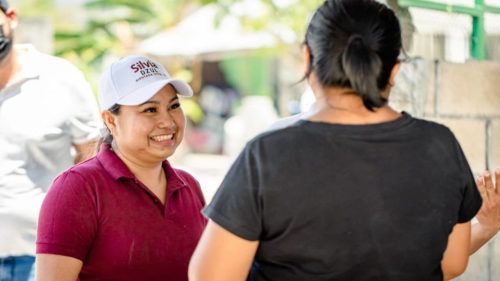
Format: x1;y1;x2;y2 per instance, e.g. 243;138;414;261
390;59;500;281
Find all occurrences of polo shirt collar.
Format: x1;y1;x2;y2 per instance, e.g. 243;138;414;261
96;143;188;191
163;158;189;193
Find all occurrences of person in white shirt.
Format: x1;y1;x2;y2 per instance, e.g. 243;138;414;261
0;1;100;280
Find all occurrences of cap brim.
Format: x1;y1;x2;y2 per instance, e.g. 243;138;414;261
117;79;193;106
169;79;193;97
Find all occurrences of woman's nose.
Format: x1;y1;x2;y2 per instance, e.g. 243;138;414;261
158;111;176;129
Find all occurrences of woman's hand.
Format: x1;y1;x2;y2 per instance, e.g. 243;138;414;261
476;170;500;232
470;170;500;255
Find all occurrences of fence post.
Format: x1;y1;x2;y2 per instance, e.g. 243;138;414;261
397;0;500;60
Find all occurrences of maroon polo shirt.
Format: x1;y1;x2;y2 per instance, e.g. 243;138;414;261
37;144;207;281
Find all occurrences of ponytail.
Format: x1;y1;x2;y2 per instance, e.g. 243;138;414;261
95;104;121;153
304;0;401;111
341;34;386;111
95;128;113;152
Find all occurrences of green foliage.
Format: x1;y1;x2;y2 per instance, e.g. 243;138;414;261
84;0;155;15
50;0;198;90
13;0;55;17
206;0;324;43
51;0;327;95
15;0;335;88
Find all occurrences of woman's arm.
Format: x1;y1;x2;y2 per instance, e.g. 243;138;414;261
189;220;259;281
36;171;97;281
441;222;471;281
35;254;83;281
470;170;500;255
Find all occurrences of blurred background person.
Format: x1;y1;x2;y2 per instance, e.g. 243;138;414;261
36;55;206;281
189;1;482;281
0;0;100;280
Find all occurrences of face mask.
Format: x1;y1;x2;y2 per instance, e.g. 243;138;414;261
0;24;13;62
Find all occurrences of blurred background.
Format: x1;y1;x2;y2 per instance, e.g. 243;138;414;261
9;0;500;279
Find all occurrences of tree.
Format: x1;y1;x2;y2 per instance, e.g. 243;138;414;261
12;0;55;17
18;0;412;86
54;0;199;76
198;0;323;43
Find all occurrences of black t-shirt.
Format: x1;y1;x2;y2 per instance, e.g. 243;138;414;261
204;112;482;281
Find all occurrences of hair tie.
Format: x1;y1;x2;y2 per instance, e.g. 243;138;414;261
347;34;364;45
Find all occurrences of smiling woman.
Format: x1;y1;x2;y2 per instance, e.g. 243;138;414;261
104;85;186;171
35;55;206;281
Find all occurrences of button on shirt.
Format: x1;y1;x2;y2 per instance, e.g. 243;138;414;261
37;144;207;281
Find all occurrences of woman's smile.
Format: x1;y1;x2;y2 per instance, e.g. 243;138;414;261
150;133;175;144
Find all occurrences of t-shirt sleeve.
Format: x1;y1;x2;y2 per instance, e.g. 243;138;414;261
450;133;482;223
62;65;100;144
36;170;98;261
203;144;262;241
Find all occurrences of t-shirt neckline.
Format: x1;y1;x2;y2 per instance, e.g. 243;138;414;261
296;111;413;135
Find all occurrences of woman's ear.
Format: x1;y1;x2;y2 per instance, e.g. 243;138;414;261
388;62;401;87
303;45;311;73
101;111;117;135
303;45;321;97
381;62;402;99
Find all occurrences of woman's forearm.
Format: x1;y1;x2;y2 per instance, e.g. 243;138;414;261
470;222;499;255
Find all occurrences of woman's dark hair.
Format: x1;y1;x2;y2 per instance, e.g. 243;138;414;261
304;0;402;110
96;104;121;152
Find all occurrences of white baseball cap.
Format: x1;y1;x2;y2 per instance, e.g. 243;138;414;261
98;55;193;110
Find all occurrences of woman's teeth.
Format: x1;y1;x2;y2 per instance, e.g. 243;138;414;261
151;134;173;141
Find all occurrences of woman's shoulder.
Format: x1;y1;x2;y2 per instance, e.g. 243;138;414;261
51;156;107;190
409;116;456;137
69;156;107;176
250;122;305;145
172;167;198;185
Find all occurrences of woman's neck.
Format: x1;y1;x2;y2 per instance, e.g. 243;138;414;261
111;143;167;202
308;87;400;125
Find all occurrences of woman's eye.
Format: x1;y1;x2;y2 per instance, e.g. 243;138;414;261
170;103;181;110
143;107;157;113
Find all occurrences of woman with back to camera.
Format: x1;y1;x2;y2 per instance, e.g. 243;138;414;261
35;55;206;281
188;0;482;280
